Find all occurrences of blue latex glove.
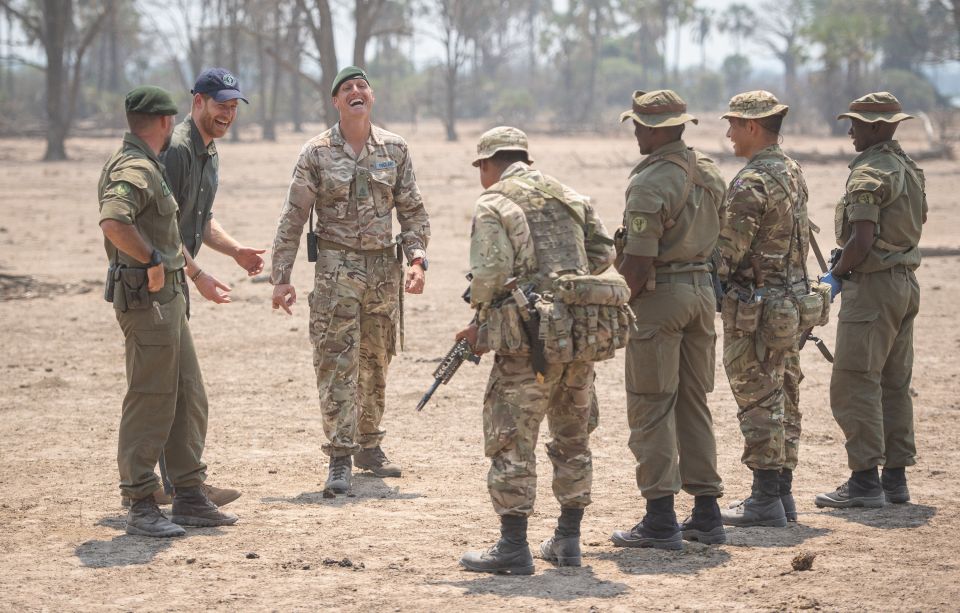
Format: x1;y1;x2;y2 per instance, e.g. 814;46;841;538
820;271;842;301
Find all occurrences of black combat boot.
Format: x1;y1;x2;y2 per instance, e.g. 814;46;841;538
540;507;583;567
881;467;910;504
610;495;682;550
815;466;884;508
780;469;797;522
460;515;535;575
721;469;787;527
126;495;185;537
170;485;239;527
680;495;727;544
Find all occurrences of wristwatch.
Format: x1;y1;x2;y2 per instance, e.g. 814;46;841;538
410;257;428;271
147;249;163;268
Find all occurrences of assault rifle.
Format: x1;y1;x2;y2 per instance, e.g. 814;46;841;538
798;229;835;362
415;338;481;412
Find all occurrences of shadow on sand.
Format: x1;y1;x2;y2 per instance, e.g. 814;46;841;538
435;564;629;600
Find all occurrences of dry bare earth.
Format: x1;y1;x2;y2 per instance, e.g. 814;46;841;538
1;119;959;611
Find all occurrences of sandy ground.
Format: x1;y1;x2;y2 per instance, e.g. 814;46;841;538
1;118;959;611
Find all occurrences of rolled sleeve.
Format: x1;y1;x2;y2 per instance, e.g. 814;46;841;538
623;181;664;257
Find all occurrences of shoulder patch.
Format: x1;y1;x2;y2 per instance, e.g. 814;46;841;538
854;191;876;206
113;182;131;197
161;180;172;197
630;216;647;234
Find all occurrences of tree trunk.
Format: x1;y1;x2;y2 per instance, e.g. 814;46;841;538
316;0;338;126
228;0;241;142
42;0;69;161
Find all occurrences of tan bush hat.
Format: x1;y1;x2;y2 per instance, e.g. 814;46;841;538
721;90;789;120
472;126;533;167
619;90;698;128
837;92;914;123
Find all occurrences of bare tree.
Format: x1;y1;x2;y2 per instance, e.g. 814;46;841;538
1;0;111;160
718;2;755;56
428;0;486;141
299;0;339;126
758;0;809;103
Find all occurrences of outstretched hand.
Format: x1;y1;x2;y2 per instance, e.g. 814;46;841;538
235;247;266;276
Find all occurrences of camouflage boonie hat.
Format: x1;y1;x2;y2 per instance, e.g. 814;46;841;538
472;126;533;167
619;90;698;128
837;92;914;123
722;90;788;120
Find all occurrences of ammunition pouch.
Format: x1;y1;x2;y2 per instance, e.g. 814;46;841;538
115;266;151;312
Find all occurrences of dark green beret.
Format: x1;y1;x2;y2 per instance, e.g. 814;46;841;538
331;66;369;96
124;86;178;115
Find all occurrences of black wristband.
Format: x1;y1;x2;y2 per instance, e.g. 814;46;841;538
148;249;162;267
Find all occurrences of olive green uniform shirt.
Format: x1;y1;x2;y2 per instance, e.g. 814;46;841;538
836;139;927;272
622;140;726;271
98;133;185;271
161;116;219;258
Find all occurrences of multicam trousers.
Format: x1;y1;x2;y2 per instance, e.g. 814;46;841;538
722;304;803;471
309;248;401;457
483;355;594;517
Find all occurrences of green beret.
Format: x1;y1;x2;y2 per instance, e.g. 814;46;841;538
331;66;370;96
125;86;178;115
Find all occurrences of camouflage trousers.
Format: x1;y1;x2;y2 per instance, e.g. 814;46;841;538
722;308;803;471
483;354;595;517
309;249;400;457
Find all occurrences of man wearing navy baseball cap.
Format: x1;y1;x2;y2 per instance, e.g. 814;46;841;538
138;68;262;510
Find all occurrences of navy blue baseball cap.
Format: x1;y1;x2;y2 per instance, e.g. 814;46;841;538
191;68;249;104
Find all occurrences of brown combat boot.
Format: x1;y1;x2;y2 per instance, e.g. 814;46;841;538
354;446;402;477
125;496;185;538
170;485;239;527
203;483;242;507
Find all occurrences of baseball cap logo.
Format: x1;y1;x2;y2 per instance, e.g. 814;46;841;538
222;73;237;87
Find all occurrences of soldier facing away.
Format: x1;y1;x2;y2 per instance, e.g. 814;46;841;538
98;86;238;537
716;90;810;528
815;92;927;509
457;126;619;574
610;90;728;550
269;66;430;494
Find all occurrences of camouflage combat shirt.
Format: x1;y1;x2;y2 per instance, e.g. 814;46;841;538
719;145;809;288
270;122;430;285
469;162;614;308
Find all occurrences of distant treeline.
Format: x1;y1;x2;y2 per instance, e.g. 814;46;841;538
1;0;958;160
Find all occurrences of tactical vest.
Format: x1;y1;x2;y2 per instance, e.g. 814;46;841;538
484;172;590;292
483;171;631;363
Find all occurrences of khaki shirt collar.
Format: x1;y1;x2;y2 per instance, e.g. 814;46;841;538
849;139;898;169
186;116;217;159
499;161;534;182
122;132;161;166
749;144;783;162
331;122;383;159
648;138;688;159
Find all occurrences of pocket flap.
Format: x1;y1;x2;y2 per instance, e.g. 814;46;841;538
632;326;659;341
838;309;879;324
134;329;172;346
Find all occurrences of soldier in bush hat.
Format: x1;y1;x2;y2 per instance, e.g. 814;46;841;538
269;66;430;494
98;86;238;537
610;90;728;550
716;90;811;529
815;92;926;510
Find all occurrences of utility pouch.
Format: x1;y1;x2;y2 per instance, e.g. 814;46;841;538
104;265;118;303
735;295;762;332
118;267;151;311
537;301;575;364
553;268;631;306
798;282;832;328
759;295;800;350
